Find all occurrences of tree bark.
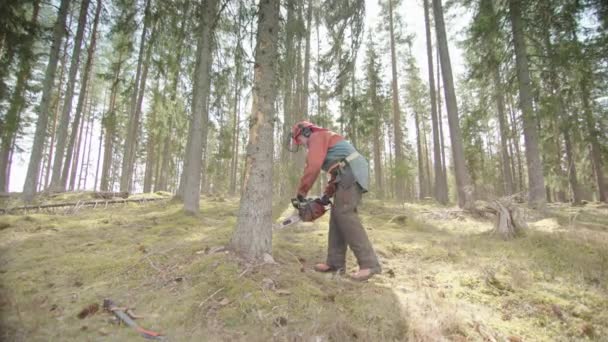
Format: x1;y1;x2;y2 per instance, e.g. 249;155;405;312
182;0;219;214
120;0;153;193
388;0;406;201
540;7;582;205
49;0;90;192
231;0;280;261
79;96;95;190
423;0;448;204
229;4;244;196
63;0;102;190
44;33;71;190
301;0;313;118
415;110;426;199
23;0;71;202
508;0;546;208
100;49;126;192
0;0;40;192
432;0;473;209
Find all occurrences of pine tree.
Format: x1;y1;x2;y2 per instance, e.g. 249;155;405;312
23;0;71;202
508;0;546;208
231;0;280;260
432;0;473;208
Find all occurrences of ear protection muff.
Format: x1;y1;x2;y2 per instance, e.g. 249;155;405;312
299;124;312;138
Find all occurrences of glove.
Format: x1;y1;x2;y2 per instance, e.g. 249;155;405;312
291;194;306;209
316;194;331;206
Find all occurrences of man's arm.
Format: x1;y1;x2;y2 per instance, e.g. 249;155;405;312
296;135;327;197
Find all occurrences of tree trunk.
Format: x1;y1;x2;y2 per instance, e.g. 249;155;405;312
507;95;524;192
23;0;70;202
49;0;90;192
415;110;426;199
231;0;279;261
508;0;546;208
0;0;40;192
44;33;70;190
302;0;313;118
63;0;101;189
69;91;89;190
540;8;582;205
388;0;406;201
80;96;95;190
492;67;515;196
437;48;448;189
370;69;384;199
120;0;153;193
229;6;243;195
100;49;126;192
279;0;296;200
182;0;219;214
424;0;448;204
433;0;473;209
143;83;159;193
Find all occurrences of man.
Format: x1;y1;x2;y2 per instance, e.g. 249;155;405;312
291;121;381;281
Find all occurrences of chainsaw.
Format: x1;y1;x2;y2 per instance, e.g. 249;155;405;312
273;197;331;230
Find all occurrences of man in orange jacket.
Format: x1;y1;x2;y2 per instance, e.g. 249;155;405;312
291;121;381;281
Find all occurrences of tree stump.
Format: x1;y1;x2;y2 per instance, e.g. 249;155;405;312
485;200;527;239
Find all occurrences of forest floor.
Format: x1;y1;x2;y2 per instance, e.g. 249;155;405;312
1;192;607;341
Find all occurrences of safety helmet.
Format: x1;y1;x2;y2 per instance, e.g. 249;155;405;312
291;121;314;145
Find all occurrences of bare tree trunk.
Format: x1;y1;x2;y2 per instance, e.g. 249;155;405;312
100;49;125;191
182;0;219;214
433;0;473;209
491;66;515;196
143;83;158;193
388;0;406;201
506;95;524;192
279;0;296;200
0;0;41;192
44;34;70;191
423;124;433;197
121;0;153;193
229;6;243;195
23;0;70;202
302;0;312;118
424;0;448;204
436;44;448;192
231;0;280;261
370;71;384;199
68;90;86;190
63;0;101;189
509;0;546;208
415;110;426;199
79;98;95;190
540;8;582;204
49;0;90;192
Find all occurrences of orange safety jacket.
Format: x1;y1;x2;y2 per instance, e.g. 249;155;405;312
296;130;344;197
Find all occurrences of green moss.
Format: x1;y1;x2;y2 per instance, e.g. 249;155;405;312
1;196;607;340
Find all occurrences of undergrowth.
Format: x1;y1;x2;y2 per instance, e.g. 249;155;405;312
1;193;607;341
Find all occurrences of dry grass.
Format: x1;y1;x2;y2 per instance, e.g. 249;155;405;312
1;194;607;341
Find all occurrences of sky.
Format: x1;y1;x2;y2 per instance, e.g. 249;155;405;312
7;0;473;193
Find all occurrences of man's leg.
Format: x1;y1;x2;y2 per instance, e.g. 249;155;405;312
324;209;347;271
333;169;381;272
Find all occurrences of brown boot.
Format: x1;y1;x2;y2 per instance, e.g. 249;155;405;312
350;268;380;282
313;263;343;274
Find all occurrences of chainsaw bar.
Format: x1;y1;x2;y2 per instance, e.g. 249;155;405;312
273;212;301;230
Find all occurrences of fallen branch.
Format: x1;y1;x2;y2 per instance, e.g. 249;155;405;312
198;288;224;308
93;191;129;199
0;197;169;214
